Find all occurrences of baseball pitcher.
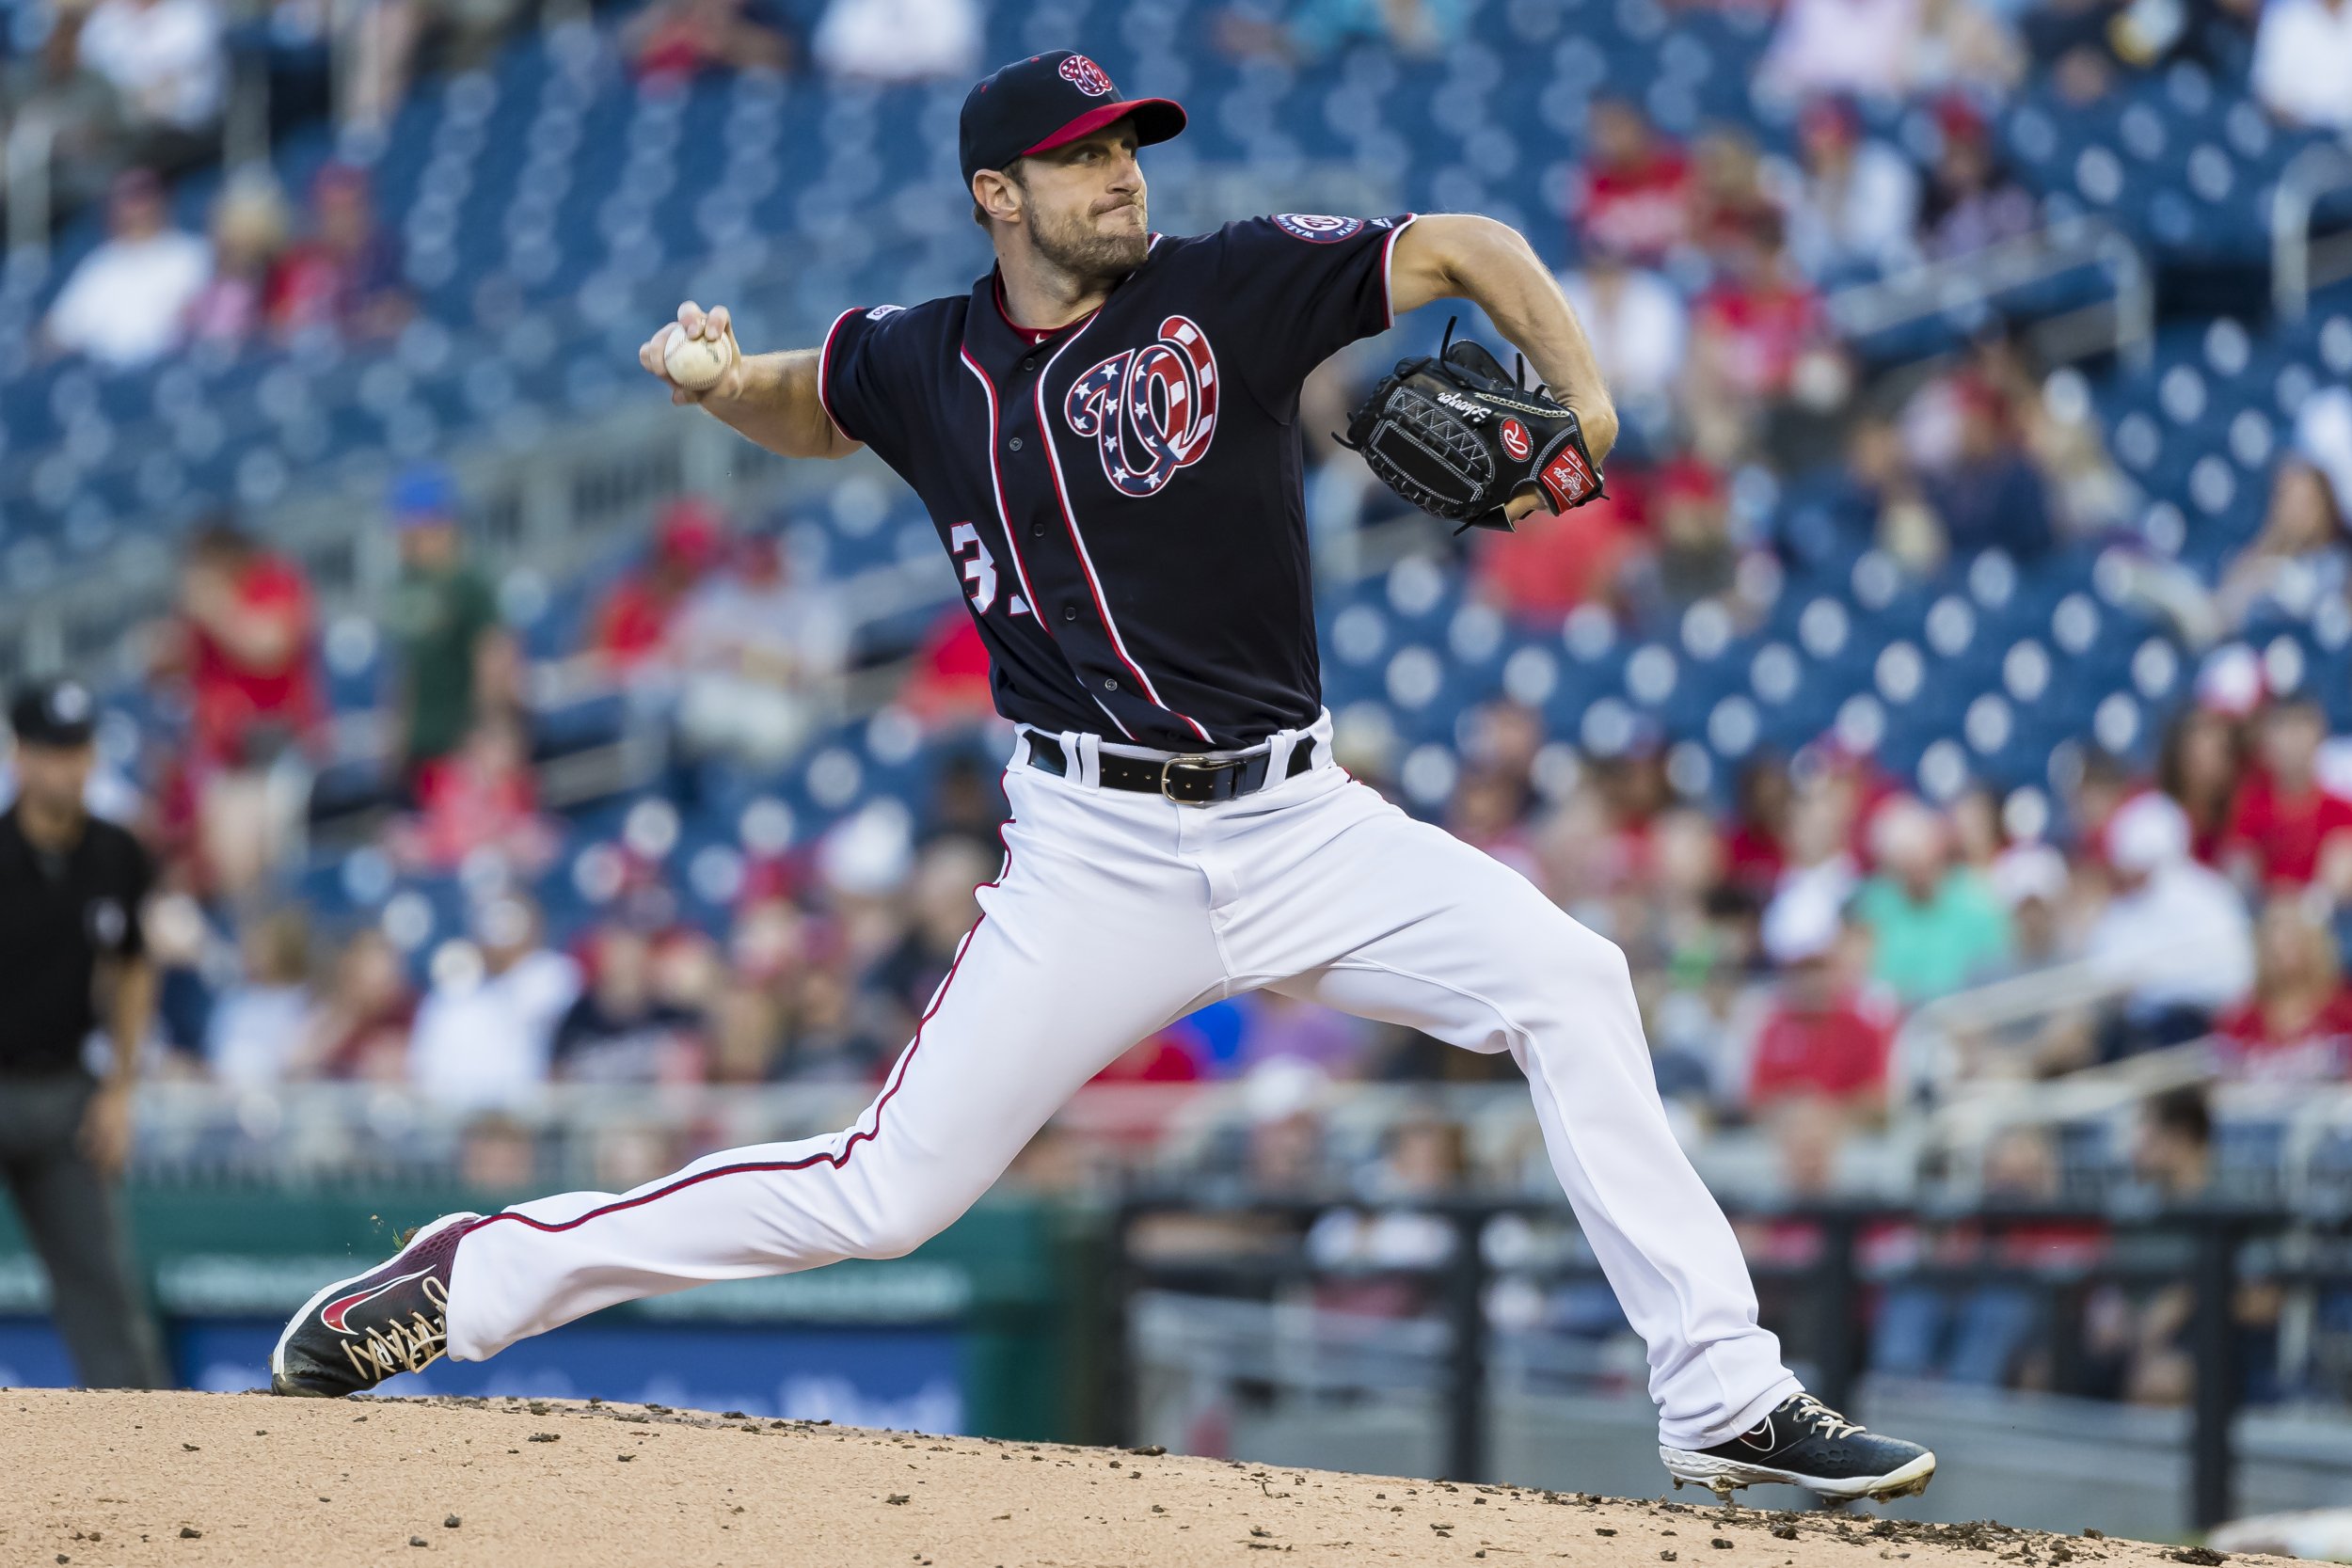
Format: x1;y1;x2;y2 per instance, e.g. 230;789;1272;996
273;50;1933;1502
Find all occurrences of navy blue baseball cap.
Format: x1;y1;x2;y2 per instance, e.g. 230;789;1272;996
959;51;1186;192
9;678;96;748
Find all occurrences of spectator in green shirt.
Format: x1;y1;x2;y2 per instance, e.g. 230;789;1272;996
1849;795;2011;1006
382;464;516;784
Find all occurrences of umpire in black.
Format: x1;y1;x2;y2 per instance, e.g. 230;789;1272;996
0;679;167;1386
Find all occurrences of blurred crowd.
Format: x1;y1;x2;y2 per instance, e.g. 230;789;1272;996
50;453;2352;1155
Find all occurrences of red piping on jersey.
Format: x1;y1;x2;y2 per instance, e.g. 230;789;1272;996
961;343;1138;740
959;348;1046;624
463;813;1016;1240
1032;315;1216;745
816;308;862;443
991;277;1056;346
1380;214;1421;332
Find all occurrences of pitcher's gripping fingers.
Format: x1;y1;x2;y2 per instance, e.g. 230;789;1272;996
638;301;742;405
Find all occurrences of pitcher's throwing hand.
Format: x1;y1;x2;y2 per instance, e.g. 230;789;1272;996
638;301;742;404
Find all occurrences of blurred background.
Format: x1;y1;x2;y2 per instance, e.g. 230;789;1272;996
1;0;2351;1545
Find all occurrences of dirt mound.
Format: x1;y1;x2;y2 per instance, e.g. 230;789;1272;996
0;1391;2274;1567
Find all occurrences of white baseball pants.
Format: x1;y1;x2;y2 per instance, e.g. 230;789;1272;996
443;714;1799;1448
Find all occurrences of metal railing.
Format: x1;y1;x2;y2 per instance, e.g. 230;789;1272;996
1110;1195;2352;1528
1827;216;2154;371
3;111;56;259
2272;139;2352;325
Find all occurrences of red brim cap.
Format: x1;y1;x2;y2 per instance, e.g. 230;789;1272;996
1021;97;1187;160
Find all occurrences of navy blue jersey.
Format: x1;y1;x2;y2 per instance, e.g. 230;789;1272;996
820;212;1418;750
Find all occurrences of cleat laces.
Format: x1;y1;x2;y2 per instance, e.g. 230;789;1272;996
338;1276;451;1382
1789;1394;1862;1440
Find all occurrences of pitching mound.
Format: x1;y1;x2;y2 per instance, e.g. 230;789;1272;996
0;1390;2266;1567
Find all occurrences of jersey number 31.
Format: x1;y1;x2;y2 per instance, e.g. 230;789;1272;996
951;522;1001;614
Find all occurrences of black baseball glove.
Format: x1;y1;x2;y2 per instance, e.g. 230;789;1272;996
1340;319;1606;533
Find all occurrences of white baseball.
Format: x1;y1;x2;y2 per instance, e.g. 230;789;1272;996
663;328;733;392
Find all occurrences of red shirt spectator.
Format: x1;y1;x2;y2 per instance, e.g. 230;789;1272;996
2213;895;2352;1083
265;164;409;341
2216;990;2352;1083
2224;702;2352;891
395;717;554;872
1747;993;1895;1106
1575;98;1692;265
591;498;726;670
1692;261;1823;402
1472;483;1645;626
2225;768;2352;887
177;522;321;768
900;606;996;726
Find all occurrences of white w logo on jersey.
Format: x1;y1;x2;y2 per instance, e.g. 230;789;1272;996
1060;314;1219;498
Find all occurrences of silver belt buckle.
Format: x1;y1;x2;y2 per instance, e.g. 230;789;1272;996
1160;754;1222;806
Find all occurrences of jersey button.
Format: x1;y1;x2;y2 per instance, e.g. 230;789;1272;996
1030;522;1045;538
1061;605;1078;622
1021;357;1037;372
1008;436;1023;451
1103;678;1119;691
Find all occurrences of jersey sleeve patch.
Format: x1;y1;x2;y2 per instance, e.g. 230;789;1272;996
1272;213;1366;243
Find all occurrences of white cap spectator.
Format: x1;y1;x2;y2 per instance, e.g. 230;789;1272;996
1242;1055;1330;1124
1867;793;1947;870
2106;790;2192;875
1762;879;1843;966
2251;0;2352;131
2194;642;2267;718
1989;843;2069;910
818;799;916;897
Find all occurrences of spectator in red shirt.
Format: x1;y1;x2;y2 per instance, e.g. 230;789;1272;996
1724;754;1794;895
1690;212;1825;402
176;519;321;769
2223;698;2352;895
1574;97;1692;266
626;0;793;83
2215;895;2352;1083
1684;212;1833;462
389;712;555;874
899;604;996;728
1470;475;1645;626
265;163;408;341
168;518;322;896
1743;884;1895;1117
591;497;726;672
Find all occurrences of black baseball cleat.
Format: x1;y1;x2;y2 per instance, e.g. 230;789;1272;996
270;1212;483;1397
1660;1393;1936;1501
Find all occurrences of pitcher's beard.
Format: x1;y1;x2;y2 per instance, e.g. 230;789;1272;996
1025;201;1150;284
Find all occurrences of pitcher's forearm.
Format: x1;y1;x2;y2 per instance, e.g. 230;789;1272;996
639;302;863;460
701;348;862;460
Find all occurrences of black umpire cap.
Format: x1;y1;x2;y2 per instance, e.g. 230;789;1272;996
9;678;97;749
959;51;1186;191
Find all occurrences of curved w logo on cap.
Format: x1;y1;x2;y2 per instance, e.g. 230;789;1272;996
1058;55;1115;96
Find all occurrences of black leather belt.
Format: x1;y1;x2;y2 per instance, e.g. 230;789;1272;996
1025;733;1315;805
